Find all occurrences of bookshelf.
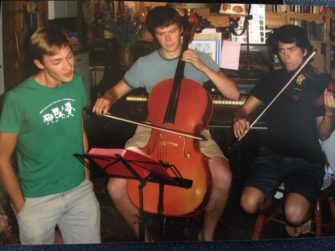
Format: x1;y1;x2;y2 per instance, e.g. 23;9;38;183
265;5;335;78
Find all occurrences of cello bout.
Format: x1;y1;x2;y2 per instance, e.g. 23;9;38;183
127;79;213;216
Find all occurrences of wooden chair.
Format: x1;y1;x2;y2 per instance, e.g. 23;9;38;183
154;214;202;241
252;169;335;240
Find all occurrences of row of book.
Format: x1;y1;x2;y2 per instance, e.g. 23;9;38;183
290;18;325;41
330;19;335;41
266;4;329;15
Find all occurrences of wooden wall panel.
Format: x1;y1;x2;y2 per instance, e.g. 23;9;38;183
2;1;47;91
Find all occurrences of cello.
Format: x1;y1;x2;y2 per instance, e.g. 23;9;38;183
127;13;213;217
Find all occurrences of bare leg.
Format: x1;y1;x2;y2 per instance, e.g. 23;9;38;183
283;193;312;237
240;187;269;214
241;188;312;237
54;227;63;244
199;157;232;241
107;178;151;241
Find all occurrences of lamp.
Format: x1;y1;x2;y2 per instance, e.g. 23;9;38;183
219;3;249;17
167;3;213;35
167;3;209;16
168;3;209;9
219;3;251;37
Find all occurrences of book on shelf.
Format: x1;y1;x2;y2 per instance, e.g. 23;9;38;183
331;46;335;69
267;4;326;14
330;19;335;41
289;19;325;41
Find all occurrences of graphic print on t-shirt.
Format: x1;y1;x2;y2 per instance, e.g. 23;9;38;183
40;98;76;125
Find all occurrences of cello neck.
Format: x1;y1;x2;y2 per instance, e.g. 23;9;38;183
163;14;199;124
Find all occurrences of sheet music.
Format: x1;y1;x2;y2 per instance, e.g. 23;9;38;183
123;146;152;158
220;40;241;70
88;147;175;182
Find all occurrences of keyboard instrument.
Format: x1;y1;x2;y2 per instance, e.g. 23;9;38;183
124;93;267;130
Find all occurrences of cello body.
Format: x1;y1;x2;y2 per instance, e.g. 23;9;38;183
126;12;214;217
127;78;213;216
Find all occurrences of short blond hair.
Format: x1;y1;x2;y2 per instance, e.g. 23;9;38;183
29;27;70;62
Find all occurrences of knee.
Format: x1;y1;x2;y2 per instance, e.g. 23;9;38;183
106;179;127;201
240;194;258;214
284;203;308;226
240;188;264;214
283;194;311;226
209;157;232;193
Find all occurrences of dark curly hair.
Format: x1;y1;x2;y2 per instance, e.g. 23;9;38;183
267;25;313;55
146;5;183;37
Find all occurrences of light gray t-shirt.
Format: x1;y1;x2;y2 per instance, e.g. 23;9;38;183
123;50;220;92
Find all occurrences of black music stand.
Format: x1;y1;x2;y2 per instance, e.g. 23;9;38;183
74;148;192;242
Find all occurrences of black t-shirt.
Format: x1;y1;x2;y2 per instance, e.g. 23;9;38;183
251;68;326;164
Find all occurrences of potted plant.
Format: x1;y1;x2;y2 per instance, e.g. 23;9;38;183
111;5;146;67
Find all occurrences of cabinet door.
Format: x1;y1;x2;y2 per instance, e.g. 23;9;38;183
48;1;77;20
66;1;78;18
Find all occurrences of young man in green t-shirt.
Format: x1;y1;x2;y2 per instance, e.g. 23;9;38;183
0;27;100;244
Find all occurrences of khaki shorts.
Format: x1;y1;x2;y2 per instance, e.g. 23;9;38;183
125;125;227;160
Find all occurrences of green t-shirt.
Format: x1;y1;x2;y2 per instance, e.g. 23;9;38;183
0;74;87;197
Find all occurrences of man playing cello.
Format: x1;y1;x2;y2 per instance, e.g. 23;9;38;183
93;5;239;241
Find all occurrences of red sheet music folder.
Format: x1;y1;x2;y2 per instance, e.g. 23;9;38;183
87;147;176;183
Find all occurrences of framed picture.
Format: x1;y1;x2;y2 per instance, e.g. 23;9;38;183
189;32;222;65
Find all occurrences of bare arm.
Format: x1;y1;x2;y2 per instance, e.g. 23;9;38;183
182;50;240;100
317;89;335;141
233;96;263;139
0;132;25;213
92;80;132;115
